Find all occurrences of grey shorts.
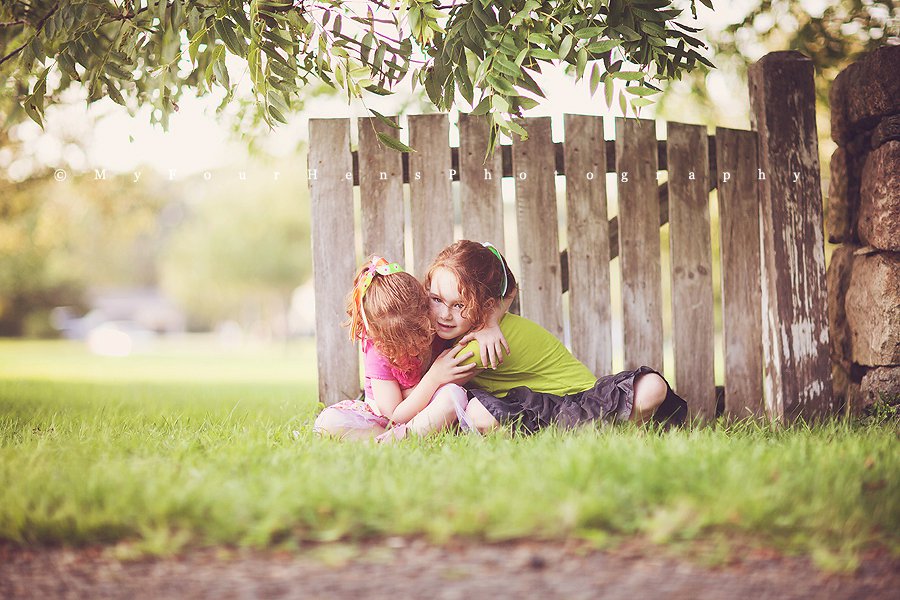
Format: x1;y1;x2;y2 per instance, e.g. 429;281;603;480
468;366;687;433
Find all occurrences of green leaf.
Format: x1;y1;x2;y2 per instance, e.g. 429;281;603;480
493;55;522;78
104;78;126;106
498;34;519;57
213;50;230;87
474;56;493;85
457;66;474;105
559;34;573;59
268;57;295;81
587;39;622;54
364;84;392;96
442;76;454;108
231;8;251;35
267;89;290;114
58;52;79;80
22;97;43;128
576;47;587;79
530;48;558;60
376;131;414;153
691;50;715;69
470;96;491;116
371;109;401;130
504;119;528;138
614;25;642;41
486;74;517;96
267;103;288;123
629;97;654;108
189;29;205;63
575;27;605;39
611;71;645;81
590;63;602;95
516;96;539;111
83;32;105;57
31;37;46;63
423;6;448;19
623;85;659;97
105;62;133;80
514;47;529;66
215;18;245;55
518;69;545;98
373;44;386;72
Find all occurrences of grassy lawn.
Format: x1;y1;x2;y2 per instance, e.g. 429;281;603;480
0;339;897;570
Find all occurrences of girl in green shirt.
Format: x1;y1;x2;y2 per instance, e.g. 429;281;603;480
426;240;687;433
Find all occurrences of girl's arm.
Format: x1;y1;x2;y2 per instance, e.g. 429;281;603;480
460;287;518;369
372;344;476;424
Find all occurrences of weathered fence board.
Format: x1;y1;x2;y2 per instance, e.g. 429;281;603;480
667;122;716;421
308;119;359;407
716;127;764;418
458;114;505;248
616;117;664;371
564;114;611;376
749;51;834;421
513;117;564;339
408;114;453;278
358;117;405;263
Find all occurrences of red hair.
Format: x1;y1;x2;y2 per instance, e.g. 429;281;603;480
425;240;517;330
346;259;434;372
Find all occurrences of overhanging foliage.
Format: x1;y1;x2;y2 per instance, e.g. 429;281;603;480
1;0;714;151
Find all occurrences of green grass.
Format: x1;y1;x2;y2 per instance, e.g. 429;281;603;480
0;340;897;570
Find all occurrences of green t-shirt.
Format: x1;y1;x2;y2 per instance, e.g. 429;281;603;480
460;313;597;398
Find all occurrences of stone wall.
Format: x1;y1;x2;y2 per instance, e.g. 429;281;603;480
827;44;900;413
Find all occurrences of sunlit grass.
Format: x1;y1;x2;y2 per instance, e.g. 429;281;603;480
0;340;897;572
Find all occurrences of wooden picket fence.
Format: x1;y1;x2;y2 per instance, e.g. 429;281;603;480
307;51;835;423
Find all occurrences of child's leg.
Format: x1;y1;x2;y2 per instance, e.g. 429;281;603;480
406;384;468;436
463;397;500;433
314;402;387;440
630;372;668;424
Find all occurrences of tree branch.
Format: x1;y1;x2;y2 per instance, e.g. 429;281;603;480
0;3;60;67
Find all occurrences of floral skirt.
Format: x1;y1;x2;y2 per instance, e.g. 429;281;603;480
313;399;390;436
314;384;477;442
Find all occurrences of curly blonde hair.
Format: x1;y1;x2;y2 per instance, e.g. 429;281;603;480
346;260;434;372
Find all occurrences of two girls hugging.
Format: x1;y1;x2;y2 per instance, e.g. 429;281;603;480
314;240;687;441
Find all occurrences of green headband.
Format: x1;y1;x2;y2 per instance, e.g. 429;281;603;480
482;242;508;298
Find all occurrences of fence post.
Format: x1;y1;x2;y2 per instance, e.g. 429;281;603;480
308;118;360;407
748;51;835;421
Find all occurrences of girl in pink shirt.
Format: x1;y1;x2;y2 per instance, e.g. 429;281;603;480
314;256;479;441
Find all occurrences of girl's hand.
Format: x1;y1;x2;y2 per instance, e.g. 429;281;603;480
427;343;477;385
459;325;510;370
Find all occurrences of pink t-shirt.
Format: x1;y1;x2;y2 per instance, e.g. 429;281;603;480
362;338;448;414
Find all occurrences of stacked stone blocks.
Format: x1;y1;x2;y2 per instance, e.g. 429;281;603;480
827;45;900;412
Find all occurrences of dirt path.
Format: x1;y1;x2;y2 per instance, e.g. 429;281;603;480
2;539;897;599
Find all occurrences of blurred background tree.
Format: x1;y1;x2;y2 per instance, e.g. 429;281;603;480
0;167;172;336
159;163;310;334
657;0;899;131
